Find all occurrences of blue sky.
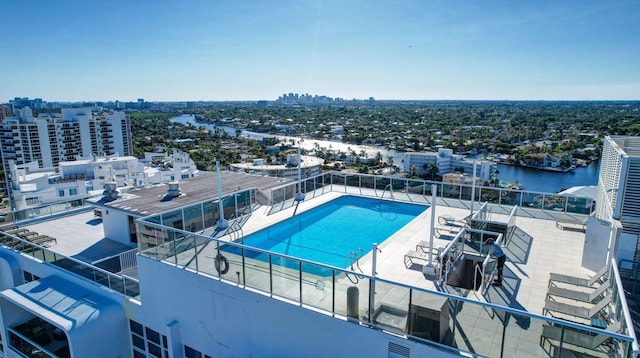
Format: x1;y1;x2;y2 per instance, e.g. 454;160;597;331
2;1;639;101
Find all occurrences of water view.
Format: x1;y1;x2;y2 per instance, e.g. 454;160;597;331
171;114;600;194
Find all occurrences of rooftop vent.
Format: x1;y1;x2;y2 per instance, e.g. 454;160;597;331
166;181;182;198
102;181;119;201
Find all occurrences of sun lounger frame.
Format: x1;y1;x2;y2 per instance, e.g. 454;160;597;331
540;321;621;353
549;266;608;288
543;295;611;321
547;281;611;303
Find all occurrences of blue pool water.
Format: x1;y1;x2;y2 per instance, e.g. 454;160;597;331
227;196;427;274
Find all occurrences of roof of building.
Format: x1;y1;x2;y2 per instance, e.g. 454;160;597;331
87;171;293;216
0;275;120;333
557;185;597;199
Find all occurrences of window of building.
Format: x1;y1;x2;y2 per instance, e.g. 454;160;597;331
26;197;40;205
184;346;202;358
58;189;65;197
23;270;40;283
69;188;78;196
129;320;169;358
181;174;189;179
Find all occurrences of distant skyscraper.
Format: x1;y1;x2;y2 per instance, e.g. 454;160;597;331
138;98;145;109
0;105;9;120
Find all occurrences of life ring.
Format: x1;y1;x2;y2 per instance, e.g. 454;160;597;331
214;254;230;275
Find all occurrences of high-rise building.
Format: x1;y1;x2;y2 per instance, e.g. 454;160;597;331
0;107;133;209
0;107;132;169
0;105;10;121
594;135;640;262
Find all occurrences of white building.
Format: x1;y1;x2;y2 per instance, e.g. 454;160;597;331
231;154;323;179
7;149;199;210
0;167;637;357
0;107;132;169
403;148;496;182
593;136;640;264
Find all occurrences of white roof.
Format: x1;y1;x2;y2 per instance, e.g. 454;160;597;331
557;185;597;198
0;275;120;333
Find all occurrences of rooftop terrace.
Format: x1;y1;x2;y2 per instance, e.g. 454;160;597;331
1;171;636;357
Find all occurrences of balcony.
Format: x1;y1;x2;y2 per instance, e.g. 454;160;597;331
8;317;69;358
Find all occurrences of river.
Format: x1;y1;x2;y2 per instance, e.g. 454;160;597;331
171;114;600;193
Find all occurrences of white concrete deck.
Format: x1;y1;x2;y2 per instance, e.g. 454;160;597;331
11;210;133;263
226;191;594;317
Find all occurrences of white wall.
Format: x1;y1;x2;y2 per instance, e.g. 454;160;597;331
134;256;453;358
582;217;612;271
101;207;133;245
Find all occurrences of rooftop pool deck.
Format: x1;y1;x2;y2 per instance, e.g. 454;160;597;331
229;191;594;313
4;190;624;358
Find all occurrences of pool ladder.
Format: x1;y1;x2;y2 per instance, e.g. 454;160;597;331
380;184;394;200
344;248;365;283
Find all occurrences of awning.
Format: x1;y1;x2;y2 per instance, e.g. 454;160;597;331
0;275;117;333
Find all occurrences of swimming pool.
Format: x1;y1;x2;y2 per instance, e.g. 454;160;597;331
228;196;427;274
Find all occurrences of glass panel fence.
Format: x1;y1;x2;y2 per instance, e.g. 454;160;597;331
369;280;411;335
109;274;126;295
271;256;301;302
360;175;375;190
161;210;183;231
544;194;567;212
183;205;203;233
333;270;370;321
409;289;452;345
374;176;391;196
301;262;333;312
243;247;271;293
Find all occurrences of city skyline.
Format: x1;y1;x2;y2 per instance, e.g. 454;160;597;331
2;1;639;102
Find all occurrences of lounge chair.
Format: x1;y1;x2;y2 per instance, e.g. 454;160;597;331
404;250;437;268
7;228;28;235
547;281;610;303
415;242;441;254
549;266;608;288
29;235;57;247
17;231;39;239
437;215;469;227
433;226;461;239
540;321;621;352
543;295;611;321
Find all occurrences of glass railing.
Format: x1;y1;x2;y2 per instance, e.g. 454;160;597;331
137;222;636;358
266;172;594;217
0;232;140;299
10;198;88;222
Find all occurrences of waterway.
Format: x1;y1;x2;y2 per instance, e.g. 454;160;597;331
170;114;600;193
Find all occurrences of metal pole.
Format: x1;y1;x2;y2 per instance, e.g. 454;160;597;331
471;160;477;216
429;184;436;265
295;147;305;202
216;160;228;230
372;243;379;276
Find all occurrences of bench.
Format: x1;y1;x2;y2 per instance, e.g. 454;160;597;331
555;218;586;232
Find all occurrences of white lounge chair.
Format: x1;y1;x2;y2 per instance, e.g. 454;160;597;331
547;281;610;303
543;295;611;321
548;266;608;288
